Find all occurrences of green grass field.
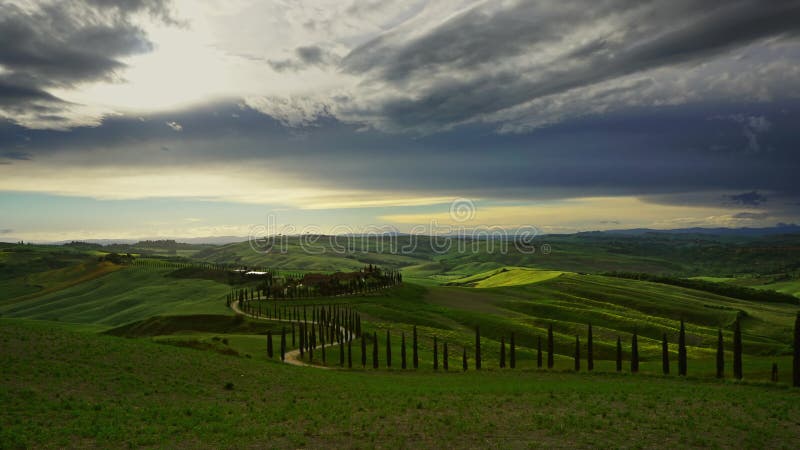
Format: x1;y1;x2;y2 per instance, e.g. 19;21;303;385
2;319;799;448
2;239;800;447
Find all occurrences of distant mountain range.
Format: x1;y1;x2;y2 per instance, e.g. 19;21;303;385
4;224;799;245
580;223;800;237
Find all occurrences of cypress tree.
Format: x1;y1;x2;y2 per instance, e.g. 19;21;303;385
386;330;392;368
372;332;379;369
771;363;778;383
321;333;326;364
413;325;419;369
462;347;468;371
574;335;580;371
401;332;407;369
587;323;594;371
361;334;367;368
510;332;516;369
433;336;439;370
443;342;449;371
733;317;743;380
299;324;305;358
616;336;622;372
267;330;273;358
500;336;506;369
678;318;687;376
280;327;286;362
662;333;669;375
631;332;639;373
547;324;554;369
348;337;353;369
716;329;724;379
794;312;800;387
309;326;314;362
537;336;543;368
475;326;481;370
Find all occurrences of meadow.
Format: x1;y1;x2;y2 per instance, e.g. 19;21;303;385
1;236;800;448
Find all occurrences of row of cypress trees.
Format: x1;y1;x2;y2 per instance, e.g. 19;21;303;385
266;310;800;386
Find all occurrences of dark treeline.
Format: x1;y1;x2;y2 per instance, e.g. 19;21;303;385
604;271;799;305
225;264;402;303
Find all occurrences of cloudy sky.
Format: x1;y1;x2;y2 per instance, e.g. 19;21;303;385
1;0;800;241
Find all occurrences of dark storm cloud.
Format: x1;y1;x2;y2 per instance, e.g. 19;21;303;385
726;191;768;206
269;45;338;73
0;0;174;127
733;212;770;220
3;99;799;215
1;151;32;160
341;0;800;131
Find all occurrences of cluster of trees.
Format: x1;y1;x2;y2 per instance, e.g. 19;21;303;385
264;304;362;365
227;265;401;304
98;252;134;264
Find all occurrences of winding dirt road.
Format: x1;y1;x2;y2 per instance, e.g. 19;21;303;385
231;300;354;369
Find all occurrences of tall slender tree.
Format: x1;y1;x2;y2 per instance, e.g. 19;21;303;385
299;323;305;358
348;337;353;369
339;339;345;367
537;336;543;368
547;324;554;369
413;325;419;369
321;332;326;364
475;326;481;370
716;329;724;379
361;334;367;368
280;327;286;362
267;330;273;359
574;335;581;371
733;317;743;380
433;336;439;370
661;333;669;375
500;336;506;368
678;318;687;376
587;323;594;371
794;312;800;387
401;332;407;369
510;332;516;369
462;347;468;371
771;363;778;383
372;332;379;369
616;336;622;372
631;332;639;373
443;342;449;371
386;330;392;368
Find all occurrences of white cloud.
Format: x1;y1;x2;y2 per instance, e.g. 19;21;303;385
166;121;183;131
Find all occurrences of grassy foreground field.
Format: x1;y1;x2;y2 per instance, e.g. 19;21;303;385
3;319;799;449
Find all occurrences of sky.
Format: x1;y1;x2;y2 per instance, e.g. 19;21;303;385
1;0;800;241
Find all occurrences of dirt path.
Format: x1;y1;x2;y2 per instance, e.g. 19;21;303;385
231;300;354;369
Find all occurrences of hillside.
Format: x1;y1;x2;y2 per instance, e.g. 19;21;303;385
3;319;799;448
